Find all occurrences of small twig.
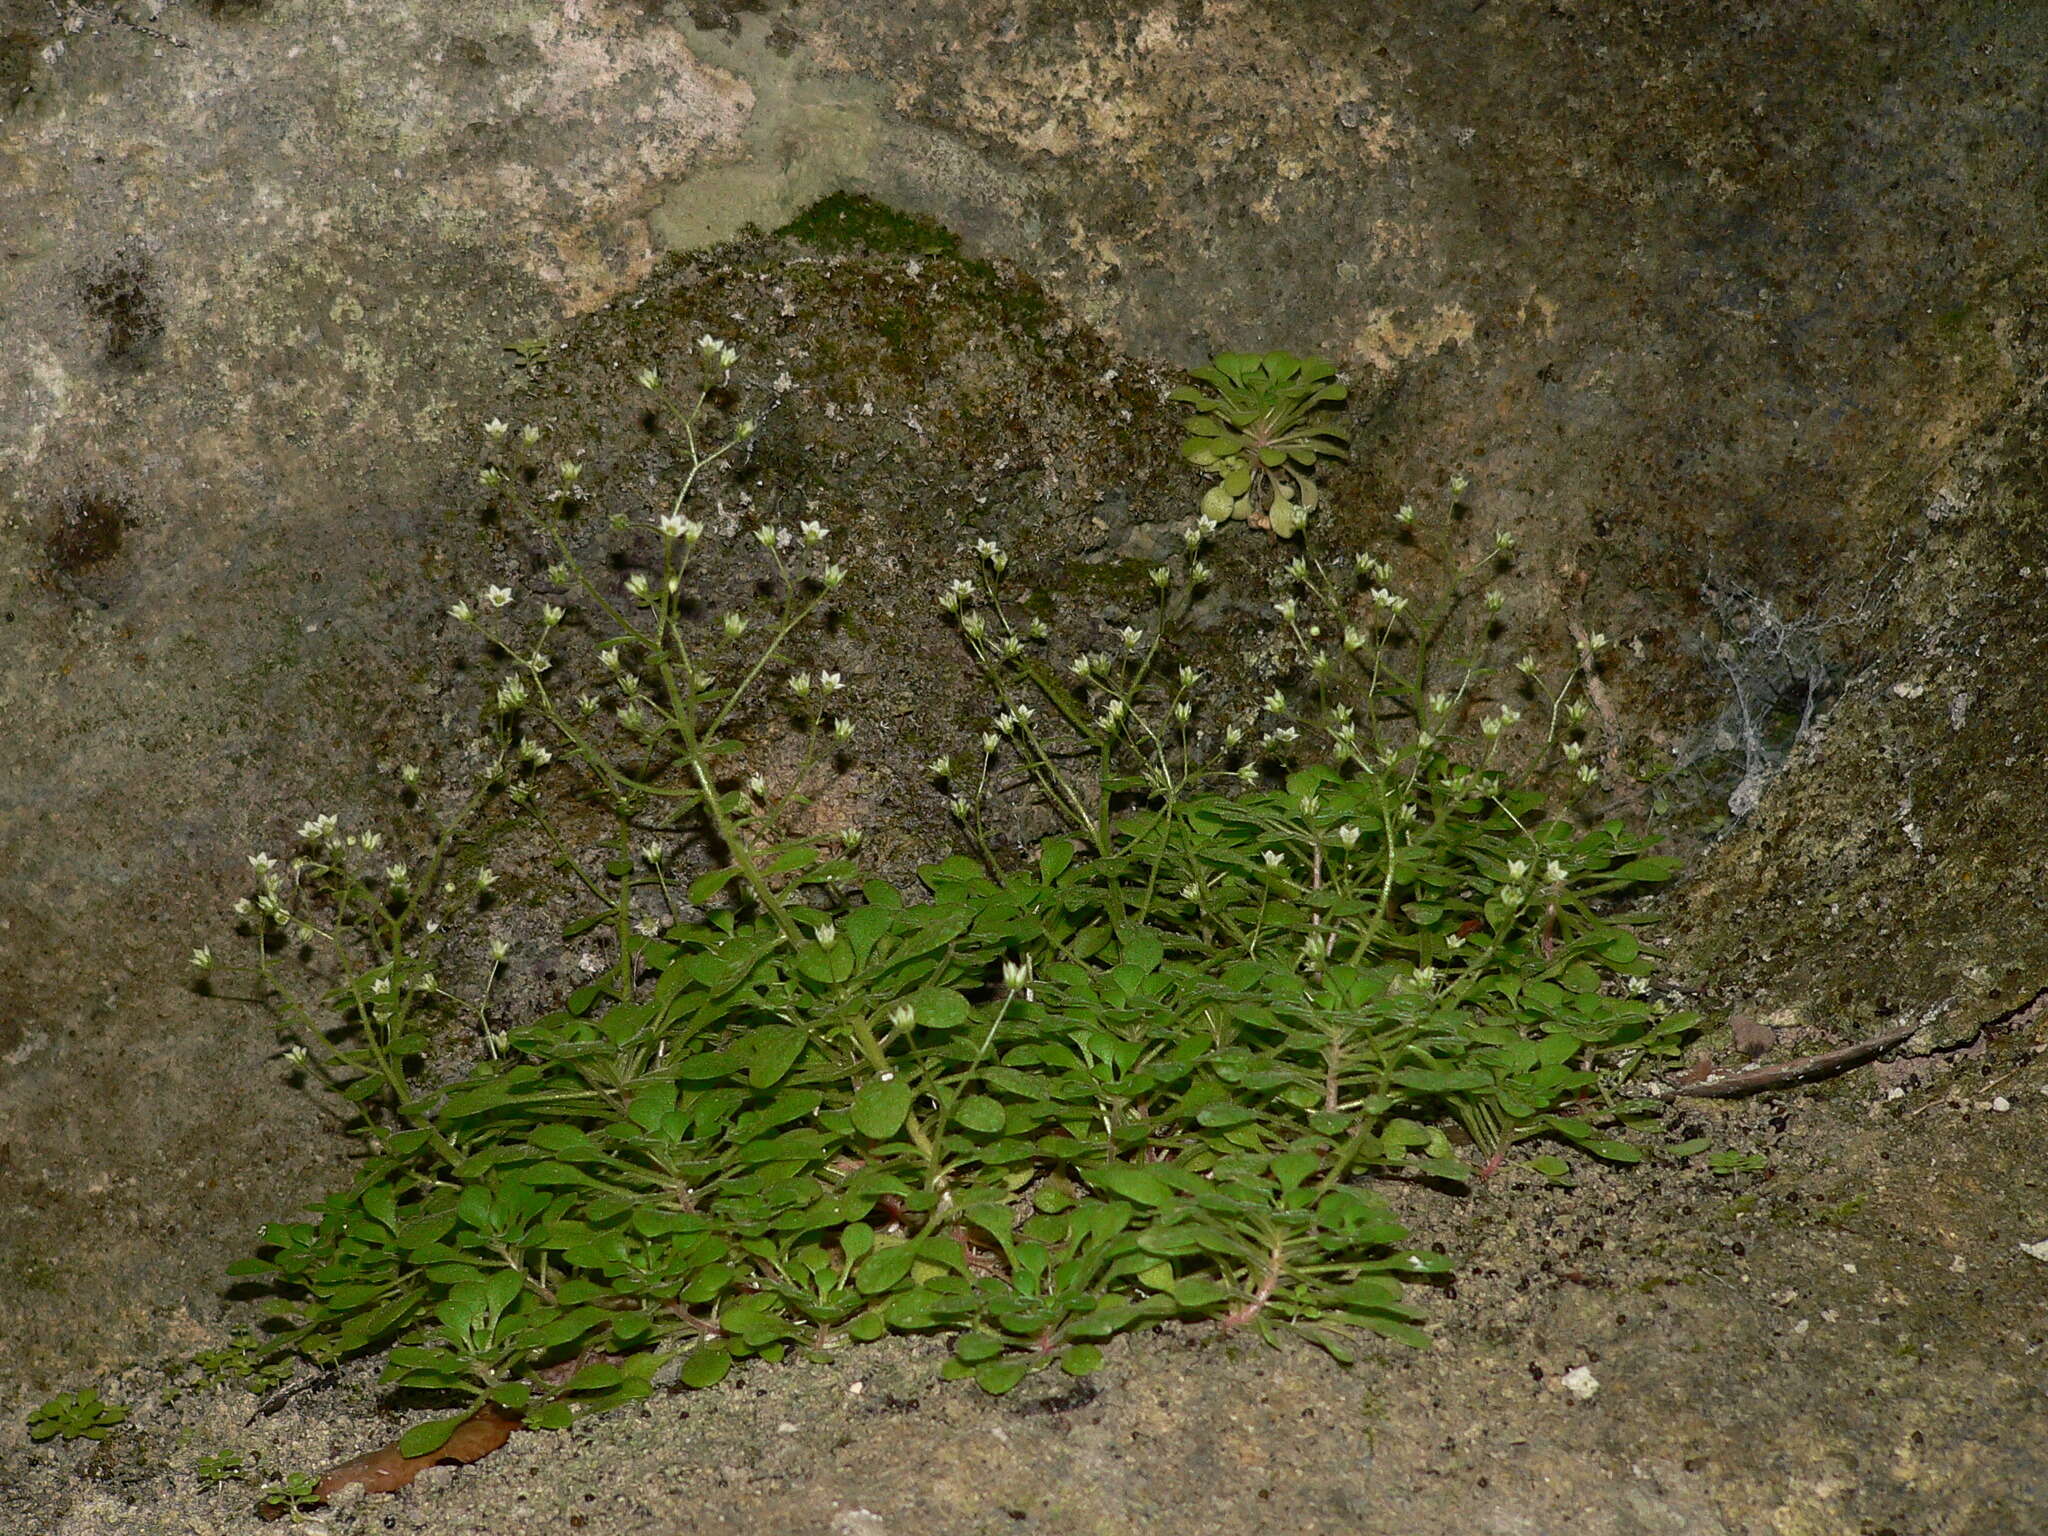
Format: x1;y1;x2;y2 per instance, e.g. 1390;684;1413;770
247;1367;337;1423
1668;1019;1921;1098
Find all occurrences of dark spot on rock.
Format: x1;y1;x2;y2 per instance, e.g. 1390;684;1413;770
1006;1379;1099;1417
205;0;267;19
46;492;129;575
79;253;164;370
1;28;44;116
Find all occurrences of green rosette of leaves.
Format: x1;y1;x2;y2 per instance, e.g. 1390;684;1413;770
1171;350;1350;538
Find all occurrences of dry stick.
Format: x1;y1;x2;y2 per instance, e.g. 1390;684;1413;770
1667;1019;1921;1099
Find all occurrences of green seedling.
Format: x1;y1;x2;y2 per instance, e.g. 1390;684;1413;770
27;1388;128;1443
1172;350;1350;537
196;1449;257;1489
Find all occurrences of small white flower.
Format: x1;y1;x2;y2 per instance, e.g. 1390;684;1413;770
1494;529;1517;553
485;585;514;609
818;671;844;695
520;423;541;445
625;572;651;599
890;1003;918;1029
448;600;474;622
642;841;667;866
232;897;254;916
635;366;660;390
840;827;863;851
1119;626;1144;651
484;417;509;438
1396;504;1416;526
927;756;953;779
754;524;779;549
1484;588;1505;613
1274;597;1298;622
1262;850;1286;868
832;717;853;742
190;946;213;970
284;1045;309;1068
659;513;687;539
1263;690;1288;714
788;672;813;699
815;922;838;949
1506;860;1529;881
822;562;848;591
1560;1365;1599;1401
1335;825;1362;849
478;467;504;488
1544;859;1569;884
475;867;497;890
385;863;408;883
496;677;528;711
800;520;829;546
541;603;565;628
1002;957;1034;990
370;976;392;996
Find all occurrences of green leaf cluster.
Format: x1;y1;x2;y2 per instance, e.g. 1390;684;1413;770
229;754;1686;1411
1172;351;1350;537
211;339;1696;1440
27;1388;128;1443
